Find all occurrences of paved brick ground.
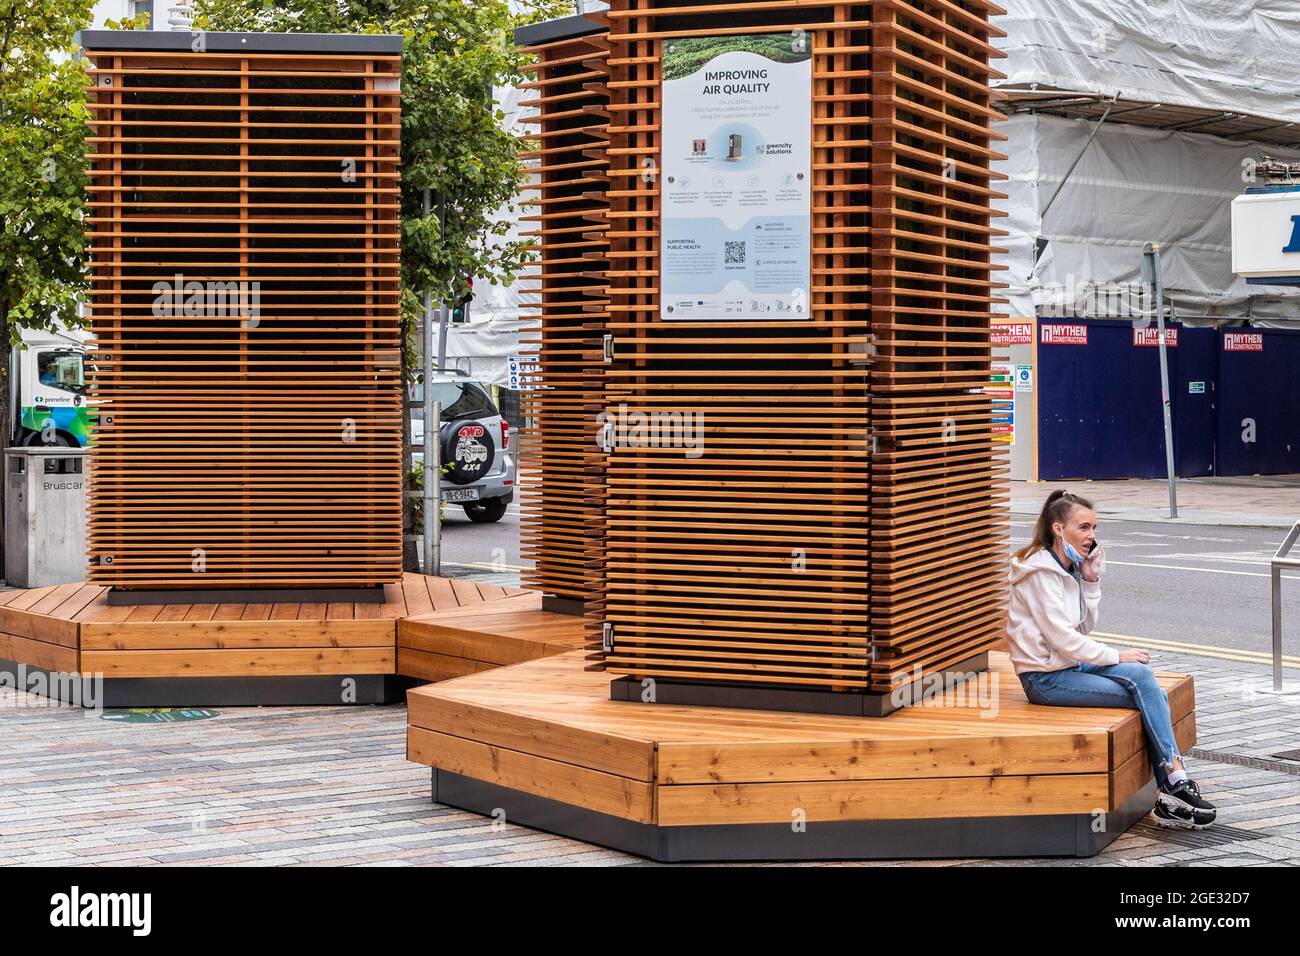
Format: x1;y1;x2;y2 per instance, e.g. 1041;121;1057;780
2;645;1298;867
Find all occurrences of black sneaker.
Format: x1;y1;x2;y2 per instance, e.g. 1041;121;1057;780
1159;778;1217;815
1153;801;1215;829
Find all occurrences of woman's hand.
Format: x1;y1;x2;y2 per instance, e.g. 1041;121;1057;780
1081;543;1104;582
1119;648;1150;664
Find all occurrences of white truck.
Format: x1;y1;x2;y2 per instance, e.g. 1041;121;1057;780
8;329;91;448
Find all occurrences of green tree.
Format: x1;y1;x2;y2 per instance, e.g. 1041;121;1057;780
193;0;566;568
0;0;93;377
194;0;564;307
0;0;93;577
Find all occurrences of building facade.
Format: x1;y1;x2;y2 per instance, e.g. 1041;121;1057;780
991;0;1300;480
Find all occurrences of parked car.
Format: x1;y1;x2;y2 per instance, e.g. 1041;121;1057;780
413;372;516;523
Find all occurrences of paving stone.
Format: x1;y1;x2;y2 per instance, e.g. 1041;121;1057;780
3;646;1299;866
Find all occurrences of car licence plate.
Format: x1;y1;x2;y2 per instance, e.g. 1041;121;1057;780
443;487;480;502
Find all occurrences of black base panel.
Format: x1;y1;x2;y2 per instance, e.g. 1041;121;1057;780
432;769;1157;862
105;586;388;606
610;652;991;717
541;596;585;616
0;659;413;707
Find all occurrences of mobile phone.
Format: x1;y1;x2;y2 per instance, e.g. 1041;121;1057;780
1088;540;1099;554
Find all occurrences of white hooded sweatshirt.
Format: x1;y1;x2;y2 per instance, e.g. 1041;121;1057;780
1006;548;1120;675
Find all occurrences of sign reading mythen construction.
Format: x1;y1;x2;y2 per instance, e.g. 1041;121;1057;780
659;33;811;320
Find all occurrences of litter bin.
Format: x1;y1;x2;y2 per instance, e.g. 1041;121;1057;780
4;447;88;588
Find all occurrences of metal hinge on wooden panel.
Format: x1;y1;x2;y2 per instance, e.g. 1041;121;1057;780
99;555;114;566
848;333;877;365
602;334;614;364
602;622;615;652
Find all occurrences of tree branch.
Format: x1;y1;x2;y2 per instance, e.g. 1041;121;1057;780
0;1;20;77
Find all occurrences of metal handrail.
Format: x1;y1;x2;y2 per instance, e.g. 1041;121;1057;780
1270;521;1300;691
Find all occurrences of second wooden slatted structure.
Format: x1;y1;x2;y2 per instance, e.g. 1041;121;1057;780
867;0;1011;690
597;1;873;692
516;25;612;626
519;0;1010;706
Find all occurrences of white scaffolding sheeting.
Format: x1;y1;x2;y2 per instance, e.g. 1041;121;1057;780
994;0;1300;125
995;112;1300;326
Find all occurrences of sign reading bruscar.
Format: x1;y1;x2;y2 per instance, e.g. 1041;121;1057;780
659;33;812;321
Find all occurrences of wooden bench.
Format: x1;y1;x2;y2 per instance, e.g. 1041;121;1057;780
0;573;534;706
407;649;1195;861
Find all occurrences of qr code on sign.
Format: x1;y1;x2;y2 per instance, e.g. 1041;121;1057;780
724;240;746;264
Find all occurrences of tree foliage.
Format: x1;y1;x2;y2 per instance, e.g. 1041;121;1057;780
0;0;94;342
193;0;569;312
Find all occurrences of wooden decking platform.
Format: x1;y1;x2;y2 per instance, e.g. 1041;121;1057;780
0;574;573;705
397;590;587;683
407;650;1196;861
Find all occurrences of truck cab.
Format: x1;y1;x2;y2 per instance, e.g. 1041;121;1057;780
9;331;91;448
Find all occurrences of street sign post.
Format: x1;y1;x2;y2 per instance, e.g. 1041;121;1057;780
1141;242;1178;518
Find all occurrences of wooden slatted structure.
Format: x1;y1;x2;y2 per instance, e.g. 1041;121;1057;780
867;0;1010;689
598;2;873;692
518;2;1008;703
81;31;404;594
516;25;612;616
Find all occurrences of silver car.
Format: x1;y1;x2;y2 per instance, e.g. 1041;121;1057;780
413;374;516;523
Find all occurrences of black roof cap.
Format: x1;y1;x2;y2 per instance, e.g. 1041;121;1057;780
78;29;402;55
513;15;605;47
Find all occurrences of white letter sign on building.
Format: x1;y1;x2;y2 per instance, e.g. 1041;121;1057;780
659;34;812;320
1231;190;1300;279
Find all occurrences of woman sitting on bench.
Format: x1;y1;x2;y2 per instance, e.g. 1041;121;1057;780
1007;490;1217;829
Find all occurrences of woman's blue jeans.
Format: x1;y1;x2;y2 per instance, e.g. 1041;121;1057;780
1019;662;1182;788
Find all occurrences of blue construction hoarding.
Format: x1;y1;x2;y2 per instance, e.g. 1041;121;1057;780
1034;319;1299;480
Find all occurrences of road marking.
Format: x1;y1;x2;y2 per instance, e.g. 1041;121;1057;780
1008;540;1300;578
1093;630;1300;669
1011;537;1189;550
444;560;527;572
1120;531;1245;543
1094;630;1300;661
1105;559;1300;581
1142;550;1279;567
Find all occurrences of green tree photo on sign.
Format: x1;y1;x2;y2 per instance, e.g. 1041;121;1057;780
662;33;811;81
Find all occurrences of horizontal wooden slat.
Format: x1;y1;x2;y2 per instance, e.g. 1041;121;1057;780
0;632;78;672
80;619;395;650
656;773;1110;825
408;727;656;823
78;647;394;677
